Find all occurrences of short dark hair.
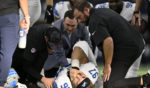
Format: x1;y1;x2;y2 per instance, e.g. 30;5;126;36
64;10;75;19
45;25;61;44
73;0;91;12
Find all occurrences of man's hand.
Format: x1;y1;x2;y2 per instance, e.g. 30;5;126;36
103;64;111;82
70;68;85;81
20;18;30;34
24;16;30;34
131;13;142;26
41;77;55;88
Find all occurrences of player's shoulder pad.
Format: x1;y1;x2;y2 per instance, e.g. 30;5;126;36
95;2;109;8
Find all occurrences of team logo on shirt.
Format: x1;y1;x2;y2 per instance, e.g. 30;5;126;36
91;31;96;36
126;2;132;8
31;48;36;53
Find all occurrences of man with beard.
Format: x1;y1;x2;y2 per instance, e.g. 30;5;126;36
73;0;150;88
43;10;93;79
95;0;143;81
53;0;93;21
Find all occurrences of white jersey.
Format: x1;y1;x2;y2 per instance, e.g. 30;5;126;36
54;41;103;88
54;66;73;88
73;41;103;88
54;1;93;20
95;1;135;21
53;1;71;19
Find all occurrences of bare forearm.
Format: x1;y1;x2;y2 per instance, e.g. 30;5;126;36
46;0;53;6
19;0;29;17
19;0;30;31
135;0;143;11
71;46;88;65
103;37;114;65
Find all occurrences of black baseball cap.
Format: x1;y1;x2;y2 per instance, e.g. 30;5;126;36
45;25;62;50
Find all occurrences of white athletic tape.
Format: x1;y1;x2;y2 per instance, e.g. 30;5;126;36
71;59;80;68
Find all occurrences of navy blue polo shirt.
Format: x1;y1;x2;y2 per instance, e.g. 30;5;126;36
0;0;19;16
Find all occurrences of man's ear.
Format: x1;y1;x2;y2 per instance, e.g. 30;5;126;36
63;18;66;25
83;7;89;16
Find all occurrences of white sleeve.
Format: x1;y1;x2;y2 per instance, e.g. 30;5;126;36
53;1;70;19
53;2;64;19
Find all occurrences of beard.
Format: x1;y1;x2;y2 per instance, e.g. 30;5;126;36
82;14;89;26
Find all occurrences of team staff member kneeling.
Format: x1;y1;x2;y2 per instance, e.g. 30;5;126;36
22;24;68;88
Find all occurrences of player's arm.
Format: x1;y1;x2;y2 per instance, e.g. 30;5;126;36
70;46;88;79
103;37;113;82
71;46;89;68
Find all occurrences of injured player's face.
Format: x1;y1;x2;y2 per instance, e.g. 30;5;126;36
71;73;92;88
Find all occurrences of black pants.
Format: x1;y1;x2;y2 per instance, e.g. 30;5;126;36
104;51;143;88
104;60;141;88
12;47;26;83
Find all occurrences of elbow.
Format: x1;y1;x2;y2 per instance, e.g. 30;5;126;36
103;37;113;45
